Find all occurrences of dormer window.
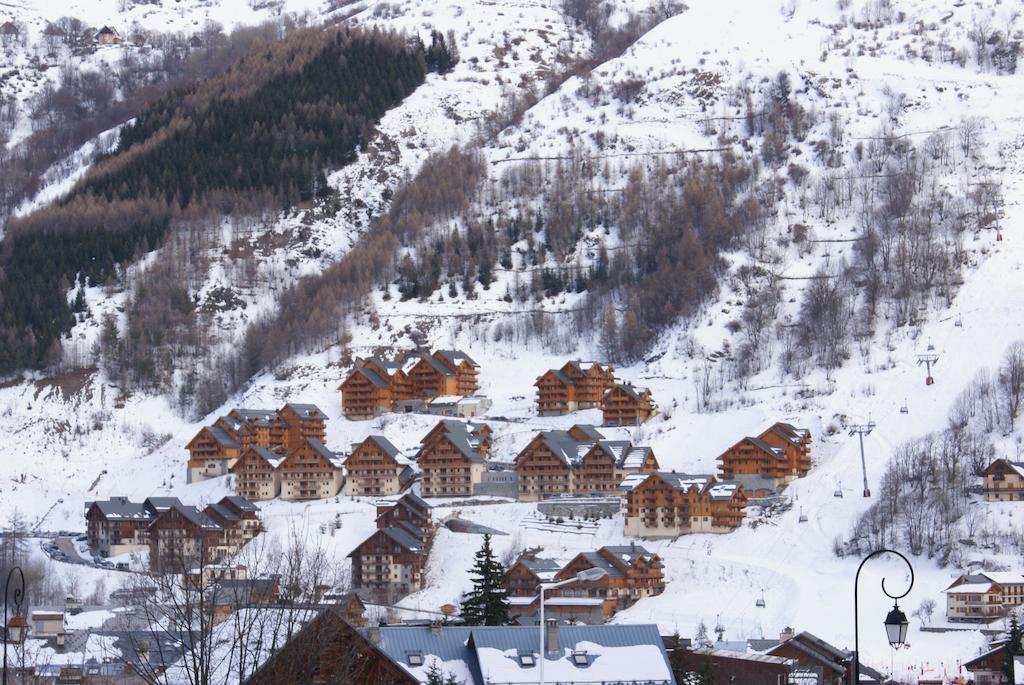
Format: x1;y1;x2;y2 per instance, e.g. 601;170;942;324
519;653;536;667
571;651;589;666
407;653;424;666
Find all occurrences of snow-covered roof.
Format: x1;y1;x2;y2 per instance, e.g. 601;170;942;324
365;623;673;685
945;582;997;594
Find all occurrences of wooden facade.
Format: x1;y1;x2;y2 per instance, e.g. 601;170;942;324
623;472;748;538
945;572;1024;622
229;447;285;500
340;351;479;419
349;495;433;604
188;404;327;483
965;644;1012;685
552;545;665;618
243;607;417;685
504;554;560;597
718;423;812;488
983;458;1024;501
535;361;615;415
514;426;657;502
417;420;491;497
344;435;411;497
279;438;344;500
601;383;656;426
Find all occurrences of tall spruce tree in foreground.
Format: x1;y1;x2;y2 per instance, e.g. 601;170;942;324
460;534;510;626
1004;613;1024;681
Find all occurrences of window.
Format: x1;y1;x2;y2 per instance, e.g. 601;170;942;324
571;651;589;666
407;653;424;667
519;654;535;667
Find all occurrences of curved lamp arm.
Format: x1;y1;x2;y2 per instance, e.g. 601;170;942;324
853;549;914;685
3;565;26;685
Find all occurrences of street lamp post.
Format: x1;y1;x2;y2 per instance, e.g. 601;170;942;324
852;550;913;685
538;567;607;685
3;566;26;685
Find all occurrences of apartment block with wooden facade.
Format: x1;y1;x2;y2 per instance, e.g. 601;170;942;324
344;435;414;497
718;422;813;489
85;496;179;558
229;447;286;500
349;493;433;603
279;438;344;500
534;361;616;416
338;357;413;419
504;553;560;597
982;458;1024;501
514;425;658;501
944;571;1024;622
622;472;748;538
552;545;665;619
187;403;328;483
144;496;260;573
339;350;480;419
601;383;657;426
417;420;492;497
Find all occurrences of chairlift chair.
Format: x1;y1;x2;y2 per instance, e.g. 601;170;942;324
756;590;766;608
798;507;808;523
900;399;909;414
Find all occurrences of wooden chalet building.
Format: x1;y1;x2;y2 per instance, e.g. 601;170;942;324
416;419;492;497
85;496;179;558
339;350;480;419
622;472;748;538
339;357;413;419
96;25;121;44
344;435;414;497
551;544;665;618
243;607;417;685
767;630;884;685
280;438;344;500
504;553;560;597
187;404;328;483
229;446;286;500
982;458;1024;501
718;422;813;489
534;361;615;415
349;493;433;603
408;350;480;399
148;504;230;573
944;571;1024;622
514;425;658;501
601;383;656;426
204;496;262;551
186;425;241;483
965;642;1018;685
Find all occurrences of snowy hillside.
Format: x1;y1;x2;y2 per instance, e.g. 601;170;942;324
2;0;1024;680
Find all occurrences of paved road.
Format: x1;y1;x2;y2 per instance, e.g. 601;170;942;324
54;536;89;564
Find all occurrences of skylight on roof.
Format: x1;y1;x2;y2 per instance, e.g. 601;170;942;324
519;653;536;667
571;651;589;666
407;653;424;666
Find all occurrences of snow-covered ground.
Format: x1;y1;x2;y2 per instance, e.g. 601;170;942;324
2;0;1024;680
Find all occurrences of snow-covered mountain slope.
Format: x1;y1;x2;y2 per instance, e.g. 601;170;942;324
2;0;1024;678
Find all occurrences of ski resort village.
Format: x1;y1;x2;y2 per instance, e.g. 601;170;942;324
4;0;1024;682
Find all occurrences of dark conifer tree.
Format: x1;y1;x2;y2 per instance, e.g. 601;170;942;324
460;534;510;626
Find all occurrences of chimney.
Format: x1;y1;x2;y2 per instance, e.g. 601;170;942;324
368;625;381;644
138;640;150;665
545;619;559;656
430;620;442;636
779;626;795;643
630;541;636;553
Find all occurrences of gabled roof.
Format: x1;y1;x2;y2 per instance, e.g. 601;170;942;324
87;498;151;521
304;438;343;467
768;631;847;674
234;446;285;470
144;497;182;513
282;403;327;420
600;544;655;565
418;354;457;377
434;349;479;368
229;408;277;427
203;425;240;450
762;423;809;447
514;556;560;581
607;383;651;401
347;365;390;389
155;504;222;531
536;368;575;386
377;527;424;554
984;458;1024;478
364;623;674;685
